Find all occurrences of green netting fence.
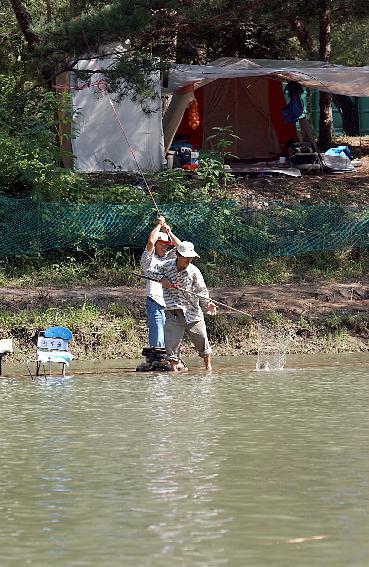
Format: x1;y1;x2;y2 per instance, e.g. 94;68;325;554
0;195;369;260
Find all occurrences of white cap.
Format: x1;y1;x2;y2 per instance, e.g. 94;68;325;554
177;241;200;258
156;232;170;243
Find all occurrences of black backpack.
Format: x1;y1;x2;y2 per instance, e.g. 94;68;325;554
175;147;192;167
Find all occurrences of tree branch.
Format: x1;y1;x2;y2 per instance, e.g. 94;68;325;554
319;1;331;61
287;13;319;58
10;0;39;51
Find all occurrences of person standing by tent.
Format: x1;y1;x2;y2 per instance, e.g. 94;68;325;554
149;241;217;372
141;216;181;348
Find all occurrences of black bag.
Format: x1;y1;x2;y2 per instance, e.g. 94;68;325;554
175;147;192;167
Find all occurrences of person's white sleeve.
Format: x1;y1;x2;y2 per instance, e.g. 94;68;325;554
147;258;166;281
141;247;154;274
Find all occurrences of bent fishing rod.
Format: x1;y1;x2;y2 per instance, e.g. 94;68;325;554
133;272;254;318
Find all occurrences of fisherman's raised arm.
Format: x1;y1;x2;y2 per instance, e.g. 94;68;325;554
146;216;166;254
162;222;181;248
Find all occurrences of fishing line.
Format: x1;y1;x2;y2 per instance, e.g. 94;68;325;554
133;272;254;318
73;14;163;216
105;94;161;215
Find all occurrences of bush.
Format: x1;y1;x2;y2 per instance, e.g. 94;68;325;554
0;74;88;200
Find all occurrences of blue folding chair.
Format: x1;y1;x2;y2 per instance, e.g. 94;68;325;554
36;326;73;376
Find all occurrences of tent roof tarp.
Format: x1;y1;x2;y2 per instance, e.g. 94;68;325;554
168;58;369;97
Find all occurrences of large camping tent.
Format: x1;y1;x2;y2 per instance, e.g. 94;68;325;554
58;56;369;171
57;47;165;172
164;58;369;159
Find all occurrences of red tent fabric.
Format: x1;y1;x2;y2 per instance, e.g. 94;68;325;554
174;77;297;159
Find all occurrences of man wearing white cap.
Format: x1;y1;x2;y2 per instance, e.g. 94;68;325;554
150;241;217;371
141;216;181;348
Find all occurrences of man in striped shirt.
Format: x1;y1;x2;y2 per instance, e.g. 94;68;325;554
141;216;181;348
150;241;217;372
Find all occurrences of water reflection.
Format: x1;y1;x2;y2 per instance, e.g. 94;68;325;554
36;375;75;388
144;375;230;564
0;356;369;566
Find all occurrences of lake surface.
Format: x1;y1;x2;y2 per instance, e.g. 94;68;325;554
1;353;369;566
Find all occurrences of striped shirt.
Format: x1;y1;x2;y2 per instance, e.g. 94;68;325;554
149;259;211;324
141;247;176;307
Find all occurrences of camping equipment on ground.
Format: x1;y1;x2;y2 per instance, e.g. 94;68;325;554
35;326;73;376
164;57;369;168
166;150;175;168
288;142;321;171
59;54;369;174
321;145;355;172
175;146;192;167
136;347;170;372
0;339;13;375
325;145;353;160
56;46;165;173
322;150;355;172
165;61;297;161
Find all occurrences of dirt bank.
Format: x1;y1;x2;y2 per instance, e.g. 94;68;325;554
2;278;369;317
1;279;369;362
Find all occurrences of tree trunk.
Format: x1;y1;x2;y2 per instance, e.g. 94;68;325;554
318;91;333;149
9;0;55;89
10;0;39;50
70;0;76;18
318;0;332;148
46;0;52;23
288;14;319;58
332;94;360;136
287;7;334;148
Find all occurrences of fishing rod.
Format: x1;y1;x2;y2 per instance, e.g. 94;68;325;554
133;272;254;318
24;357;34;380
69;20;162;218
107;97;162;216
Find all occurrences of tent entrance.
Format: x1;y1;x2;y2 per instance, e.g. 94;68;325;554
170;77;298;162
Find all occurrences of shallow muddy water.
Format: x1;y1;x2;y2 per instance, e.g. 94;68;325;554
1;353;369;566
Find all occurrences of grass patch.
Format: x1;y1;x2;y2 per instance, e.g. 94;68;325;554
198;249;369;287
0;302;144;361
0;249;140;287
0;246;368;289
2;304;369;362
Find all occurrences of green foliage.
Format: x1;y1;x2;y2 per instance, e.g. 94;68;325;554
206;314;234;342
0;248;138;287
196;125;239;193
196;152;227;192
62;182;148;204
149;169;210;203
0;74;84;199
206;125;240;157
49;168;228;206
332;18;369;66
344;315;369;336
0;301;144;361
4;0;299;98
198;248;369;288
